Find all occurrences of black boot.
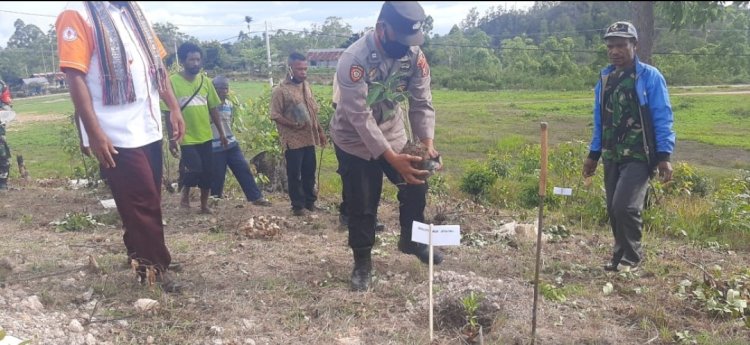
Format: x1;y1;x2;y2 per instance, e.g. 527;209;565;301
398;238;444;265
350;247;372;292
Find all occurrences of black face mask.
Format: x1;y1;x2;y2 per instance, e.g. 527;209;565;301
381;33;410;59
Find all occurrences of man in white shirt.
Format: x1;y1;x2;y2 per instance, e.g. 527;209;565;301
56;1;185;292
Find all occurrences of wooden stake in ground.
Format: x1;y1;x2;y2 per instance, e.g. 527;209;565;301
315;145;324;195
17;155;28;180
429;223;434;342
531;122;548;345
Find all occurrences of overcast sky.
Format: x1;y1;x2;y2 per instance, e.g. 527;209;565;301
0;1;533;48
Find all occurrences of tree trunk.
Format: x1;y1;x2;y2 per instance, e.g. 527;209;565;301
631;1;655;65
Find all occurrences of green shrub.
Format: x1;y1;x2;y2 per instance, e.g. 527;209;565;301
572;194;608;227
704;170;750;234
518;178;541;209
429;173;450;198
59;113;99;185
236;88;281;158
487;157;510;178
515;144;541;176
643;205;679;235
666;162;712;197
460;164;497;199
514;179;562;210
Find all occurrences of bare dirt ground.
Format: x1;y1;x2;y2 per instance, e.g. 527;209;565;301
1;179;749;345
672;140;750;170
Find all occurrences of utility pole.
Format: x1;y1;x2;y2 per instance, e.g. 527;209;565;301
244;15;253;73
265;21;273;87
51;42;57;73
41;51;48;73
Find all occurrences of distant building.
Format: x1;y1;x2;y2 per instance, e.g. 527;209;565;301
21;77;50;96
32;72;66;88
306;48;345;69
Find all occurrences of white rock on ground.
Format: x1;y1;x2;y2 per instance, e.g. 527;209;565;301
22;295;43;311
68;319;84;333
134;298;159;312
210;325;224;335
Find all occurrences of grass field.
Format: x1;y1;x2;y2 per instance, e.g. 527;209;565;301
5;82;750;186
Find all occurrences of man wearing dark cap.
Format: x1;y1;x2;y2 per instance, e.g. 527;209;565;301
330;1;443;292
583;21;675;272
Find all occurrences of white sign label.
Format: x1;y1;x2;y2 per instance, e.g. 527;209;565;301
100;199;117;209
0;334;25;345
553;187;573;196
411;221;461;246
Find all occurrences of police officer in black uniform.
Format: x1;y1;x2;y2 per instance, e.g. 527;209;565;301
330;1;442;291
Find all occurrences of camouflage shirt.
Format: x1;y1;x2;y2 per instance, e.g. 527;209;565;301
601;66;647;163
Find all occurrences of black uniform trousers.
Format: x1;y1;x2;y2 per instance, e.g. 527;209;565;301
335;145;427;250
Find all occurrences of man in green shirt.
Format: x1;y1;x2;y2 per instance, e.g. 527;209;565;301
167;42;227;213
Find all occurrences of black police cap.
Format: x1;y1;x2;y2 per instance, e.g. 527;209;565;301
379;1;426;46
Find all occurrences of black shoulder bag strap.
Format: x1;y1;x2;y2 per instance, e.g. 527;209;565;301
163;75;205;138
180;74;204;111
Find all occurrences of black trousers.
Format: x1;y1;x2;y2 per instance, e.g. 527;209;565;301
603;160;650;266
179;140;213;189
285;145;317;210
335;145;427;249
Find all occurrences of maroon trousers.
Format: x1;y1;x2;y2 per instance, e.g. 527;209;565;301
101;140;171;272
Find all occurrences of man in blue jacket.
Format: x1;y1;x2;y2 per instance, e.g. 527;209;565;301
582;21;675;272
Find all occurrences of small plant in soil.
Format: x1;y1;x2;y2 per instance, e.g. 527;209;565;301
50;212;103;232
543;224;571;243
461;291;484;341
366;72;409;123
540;282;567;302
366;72;441;180
676;268;750;327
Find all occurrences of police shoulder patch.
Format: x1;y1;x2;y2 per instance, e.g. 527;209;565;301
62;26;78;42
417;51;430;77
350;65;364;83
